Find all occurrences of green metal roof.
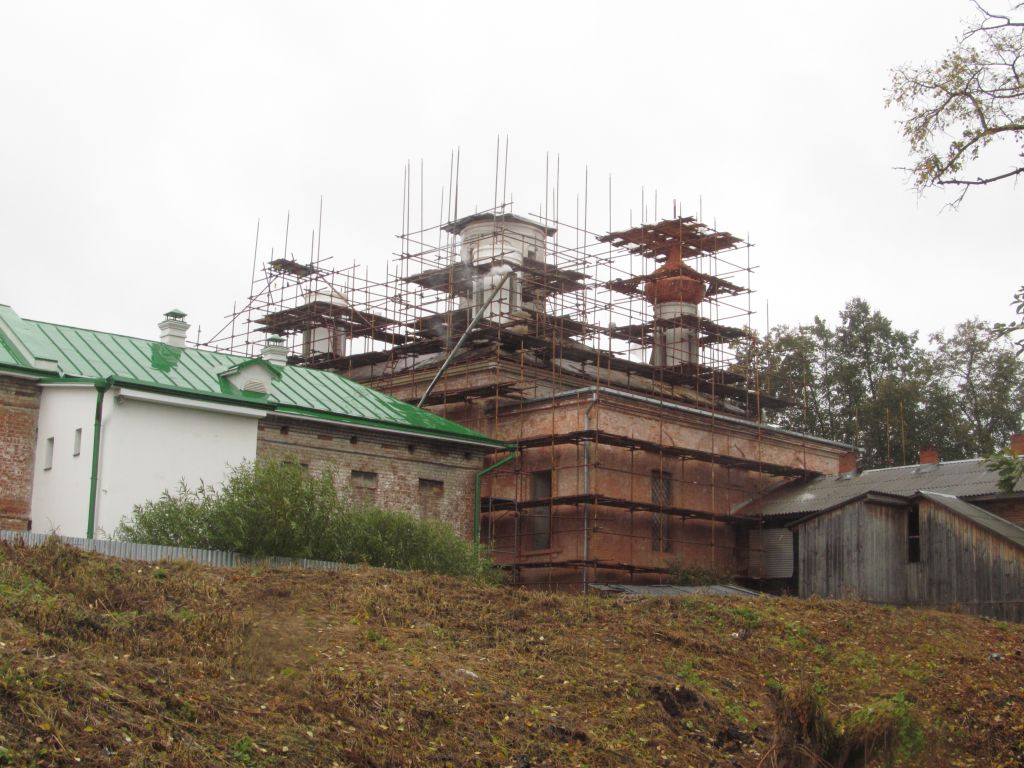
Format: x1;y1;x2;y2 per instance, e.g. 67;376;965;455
0;305;59;372
0;310;505;448
0;330;27;369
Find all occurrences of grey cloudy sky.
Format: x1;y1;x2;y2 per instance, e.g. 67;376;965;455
1;1;1019;346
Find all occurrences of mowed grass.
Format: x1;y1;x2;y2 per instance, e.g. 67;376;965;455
1;539;1022;767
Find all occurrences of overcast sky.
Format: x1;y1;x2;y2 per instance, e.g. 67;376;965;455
1;1;1020;348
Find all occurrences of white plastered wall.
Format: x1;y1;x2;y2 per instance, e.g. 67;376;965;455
30;385;98;536
31;385;261;538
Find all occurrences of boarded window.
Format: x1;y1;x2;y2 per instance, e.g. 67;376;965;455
651;470;672;552
527;470;552;550
419;478;444;518
350;470;378;503
908;503;921;563
351;470;378;489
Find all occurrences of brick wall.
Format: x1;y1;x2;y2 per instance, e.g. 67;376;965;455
0;374;40;530
256;415;488;537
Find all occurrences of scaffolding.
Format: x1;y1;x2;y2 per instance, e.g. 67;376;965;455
205;191;832;590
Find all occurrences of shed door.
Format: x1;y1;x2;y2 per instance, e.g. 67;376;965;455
762;528;794;579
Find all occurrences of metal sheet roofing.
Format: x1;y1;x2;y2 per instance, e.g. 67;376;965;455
756;459;1023;518
919;492;1024;551
590;583;763;598
0;311;504;448
0;332;25;368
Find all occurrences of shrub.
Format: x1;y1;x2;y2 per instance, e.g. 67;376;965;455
334;504;500;581
115;457;500;581
667;561;728;586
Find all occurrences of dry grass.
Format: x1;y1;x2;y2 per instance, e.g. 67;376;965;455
1;538;1022;767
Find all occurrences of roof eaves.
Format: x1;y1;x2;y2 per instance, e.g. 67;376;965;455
916;491;1024;550
272;404;511;450
787;490;912;528
0;362;43;379
42;374;272;410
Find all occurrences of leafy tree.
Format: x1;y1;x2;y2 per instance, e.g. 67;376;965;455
986;447;1024;492
887;2;1024;201
928;318;1024;456
888;3;1024;358
742;301;1024;468
994;284;1024;355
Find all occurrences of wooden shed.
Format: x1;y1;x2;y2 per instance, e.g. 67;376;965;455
791;490;1024;622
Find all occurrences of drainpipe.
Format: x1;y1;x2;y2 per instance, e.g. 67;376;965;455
86;377;113;539
582;391;598;591
474;448;518;544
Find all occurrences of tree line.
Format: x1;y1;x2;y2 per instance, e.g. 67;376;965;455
738;298;1024;469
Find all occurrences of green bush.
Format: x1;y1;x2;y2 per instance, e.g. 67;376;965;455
115;457;500;582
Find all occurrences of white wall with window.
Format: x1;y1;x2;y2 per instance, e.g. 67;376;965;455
31;385;261;538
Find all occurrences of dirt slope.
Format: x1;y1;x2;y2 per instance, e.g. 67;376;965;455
0;540;1022;767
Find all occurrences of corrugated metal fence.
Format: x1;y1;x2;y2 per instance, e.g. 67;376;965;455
0;530;349;572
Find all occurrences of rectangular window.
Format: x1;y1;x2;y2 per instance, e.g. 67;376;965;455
73;428;82;457
350;470;379;504
418;478;444;519
908;503;921;563
44;437;54;470
527;470;552;550
351;470;379;489
651;470;672;552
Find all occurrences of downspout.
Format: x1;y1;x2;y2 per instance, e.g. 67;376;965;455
86;377;113;539
474;448;517;544
582;391;598;591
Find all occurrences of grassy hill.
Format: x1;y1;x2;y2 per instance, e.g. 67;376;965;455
1;540;1022;767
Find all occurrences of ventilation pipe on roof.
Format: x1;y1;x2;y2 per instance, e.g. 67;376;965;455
158;309;190;349
261;336;288;365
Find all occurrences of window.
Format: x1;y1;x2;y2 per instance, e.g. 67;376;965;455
908;503;921;563
418;478;445;519
351;470;378;489
350;470;378;503
43;437;54;470
73;428;82;457
527;470;552;550
651;470;672;552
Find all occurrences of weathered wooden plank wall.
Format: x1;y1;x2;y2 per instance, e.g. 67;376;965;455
796;499;1024;622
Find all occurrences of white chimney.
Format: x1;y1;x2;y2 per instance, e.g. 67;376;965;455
300;288;350;359
261;335;288;365
158;309;190;348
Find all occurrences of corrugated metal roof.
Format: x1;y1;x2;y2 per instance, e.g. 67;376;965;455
590;583;762;597
919;491;1024;550
756;459;1022;518
0;313;504;447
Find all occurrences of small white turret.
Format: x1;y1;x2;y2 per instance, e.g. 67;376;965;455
443;213;556;322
